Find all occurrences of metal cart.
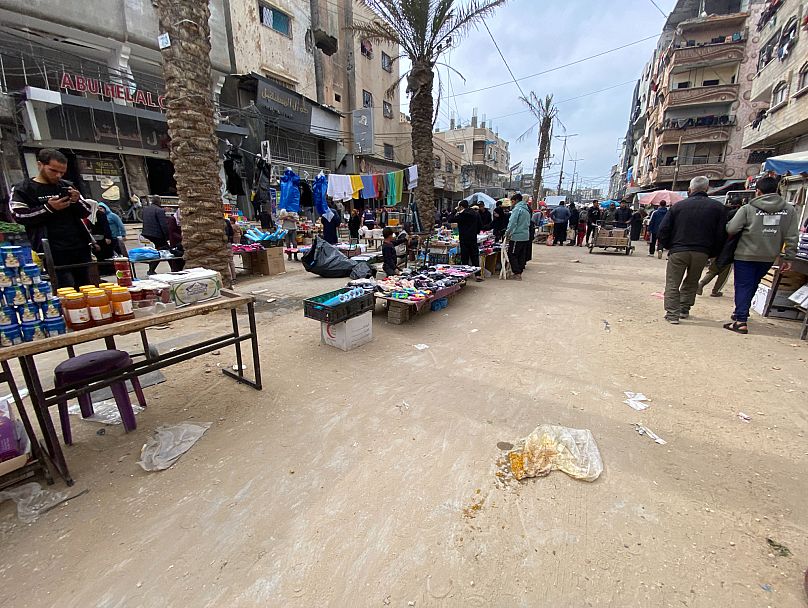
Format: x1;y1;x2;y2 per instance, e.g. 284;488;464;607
588;223;634;255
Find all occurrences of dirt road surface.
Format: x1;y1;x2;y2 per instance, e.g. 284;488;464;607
1;244;806;607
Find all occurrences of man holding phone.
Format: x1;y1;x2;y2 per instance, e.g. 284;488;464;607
11;148;95;287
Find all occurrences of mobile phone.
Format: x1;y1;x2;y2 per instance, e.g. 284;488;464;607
59;186;71;199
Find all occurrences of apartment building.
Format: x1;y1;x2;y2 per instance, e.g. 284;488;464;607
742;0;808;159
432;138;464;210
433;114;511;198
624;0;769;191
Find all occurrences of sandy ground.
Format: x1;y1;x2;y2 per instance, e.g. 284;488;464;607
1;243;806;608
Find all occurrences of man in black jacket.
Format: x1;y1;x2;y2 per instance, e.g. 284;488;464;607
586;201;601;246
455;200;483;280
11;148;95;287
658;176;727;324
141;195;171;275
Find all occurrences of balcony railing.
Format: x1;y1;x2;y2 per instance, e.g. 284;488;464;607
667;83;739;107
659;114;736;131
654;162;726;182
671;41;745;68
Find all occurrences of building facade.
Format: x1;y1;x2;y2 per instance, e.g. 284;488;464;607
742;0;808;159
433;114;511;198
622;0;769;192
0;0;245;205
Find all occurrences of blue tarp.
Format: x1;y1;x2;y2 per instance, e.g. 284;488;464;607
763;153;808;175
600;199;620;208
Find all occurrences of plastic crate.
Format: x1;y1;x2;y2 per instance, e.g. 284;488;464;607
304;288;375;324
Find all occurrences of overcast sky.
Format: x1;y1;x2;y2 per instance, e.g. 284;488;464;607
410;0;678;193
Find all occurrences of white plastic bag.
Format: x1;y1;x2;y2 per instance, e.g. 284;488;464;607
138;422;212;471
506;424;603;482
0;482;68;523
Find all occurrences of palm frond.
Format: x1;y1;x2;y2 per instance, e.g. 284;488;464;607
385;71;409;99
516;121;539;143
434;61;466;84
431;0;508;57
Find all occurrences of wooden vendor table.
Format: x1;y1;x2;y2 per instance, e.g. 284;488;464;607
0;291;262;486
375;283;464;325
762;258;808;319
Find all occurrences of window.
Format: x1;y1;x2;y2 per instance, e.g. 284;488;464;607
362;89;373;109
772;81;788;107
798;63;808;93
383;144;394;161
382;101;393;119
381;52;393;73
360;39;373;59
456;144;465;152
758;29;781;71
434;155;441;169
259;4;291;36
446;161;454;173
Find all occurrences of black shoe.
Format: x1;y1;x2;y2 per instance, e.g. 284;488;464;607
680;310;690;319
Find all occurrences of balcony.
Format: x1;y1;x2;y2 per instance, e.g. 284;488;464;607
742;92;808;148
657;115;735;145
653;162;726;183
671;42;745;70
667;83;739;108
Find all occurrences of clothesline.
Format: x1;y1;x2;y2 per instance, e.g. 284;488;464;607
326;165;418;206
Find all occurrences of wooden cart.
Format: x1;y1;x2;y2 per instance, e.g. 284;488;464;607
588;224;634;255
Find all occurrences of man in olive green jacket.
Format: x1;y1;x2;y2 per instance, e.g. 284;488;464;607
723;176;799;334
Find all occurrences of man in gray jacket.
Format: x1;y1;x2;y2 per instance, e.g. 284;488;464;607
723;176;799;334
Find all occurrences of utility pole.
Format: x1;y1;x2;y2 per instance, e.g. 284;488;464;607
555;134;578;195
568;156;583;202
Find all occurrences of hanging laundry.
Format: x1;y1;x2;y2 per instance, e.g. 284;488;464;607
327;174;353;203
349;175;363;199
300;180;314;211
223;150;246;196
374;174;385;199
279;169;301;213
360;175;376;198
402;168;409;192
250;157;273;221
386;172;396;206
394;171;404;203
313;172;329;218
407;165;418;190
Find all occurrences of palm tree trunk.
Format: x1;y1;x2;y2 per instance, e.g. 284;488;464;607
533;114;552;203
409;61;435;233
154;0;229;281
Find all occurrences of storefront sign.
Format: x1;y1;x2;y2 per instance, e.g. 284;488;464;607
256;78;311;131
59;72;166;110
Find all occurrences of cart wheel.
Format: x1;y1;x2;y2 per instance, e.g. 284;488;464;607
625;246;632;255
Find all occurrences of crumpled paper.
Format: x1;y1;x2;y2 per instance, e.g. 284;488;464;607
506;424;603;482
138;422;212;471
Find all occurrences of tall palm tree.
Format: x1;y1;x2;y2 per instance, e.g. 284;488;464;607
351;0;506;232
153;0;229;280
519;92;556;204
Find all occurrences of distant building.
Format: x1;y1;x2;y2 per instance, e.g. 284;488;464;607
434;112;511;198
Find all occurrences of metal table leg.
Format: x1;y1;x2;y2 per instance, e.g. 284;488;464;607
18;355;73;486
248;301;262;390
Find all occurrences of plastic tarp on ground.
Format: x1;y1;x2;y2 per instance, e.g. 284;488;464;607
763;151;808;175
301;237;374;279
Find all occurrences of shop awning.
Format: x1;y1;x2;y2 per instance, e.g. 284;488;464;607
763;151;808;175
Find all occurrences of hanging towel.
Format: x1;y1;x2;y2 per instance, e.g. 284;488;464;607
360;175;376;199
349;175;363;199
326;174;352;203
402;168;410;192
279;169;301;213
313;173;329;217
394;171;404;203
374;174;385;199
386;172;396;206
407;165;418;190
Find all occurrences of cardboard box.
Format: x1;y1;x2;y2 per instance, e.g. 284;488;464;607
788;284;808;308
320;311;373;351
150;268;222;306
243;248;286;276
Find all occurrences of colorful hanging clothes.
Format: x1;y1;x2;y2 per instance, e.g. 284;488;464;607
360;175;376;198
394;171;404;203
374;174;385;199
385;172;396;206
313;173;329;217
349;175;363;199
279;169;301;213
407;165;418;190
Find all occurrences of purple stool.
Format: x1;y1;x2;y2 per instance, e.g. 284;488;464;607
54;350;147;445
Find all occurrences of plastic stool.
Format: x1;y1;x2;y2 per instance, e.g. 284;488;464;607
54;350;147;445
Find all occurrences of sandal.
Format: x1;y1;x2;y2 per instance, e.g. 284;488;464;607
723;321;748;334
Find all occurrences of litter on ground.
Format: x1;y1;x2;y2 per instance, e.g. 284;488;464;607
504;424;603;482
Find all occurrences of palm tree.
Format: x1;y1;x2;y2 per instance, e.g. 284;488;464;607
519;92;556;204
351;0;506;232
153;0;229;281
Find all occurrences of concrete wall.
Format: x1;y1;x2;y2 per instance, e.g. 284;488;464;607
0;0;232;73
228;0;316;97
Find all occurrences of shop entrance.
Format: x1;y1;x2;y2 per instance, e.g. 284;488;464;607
146;158;177;197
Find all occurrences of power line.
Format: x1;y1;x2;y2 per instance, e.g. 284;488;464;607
449;34;658;98
648;0;668;18
482;21;528;101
